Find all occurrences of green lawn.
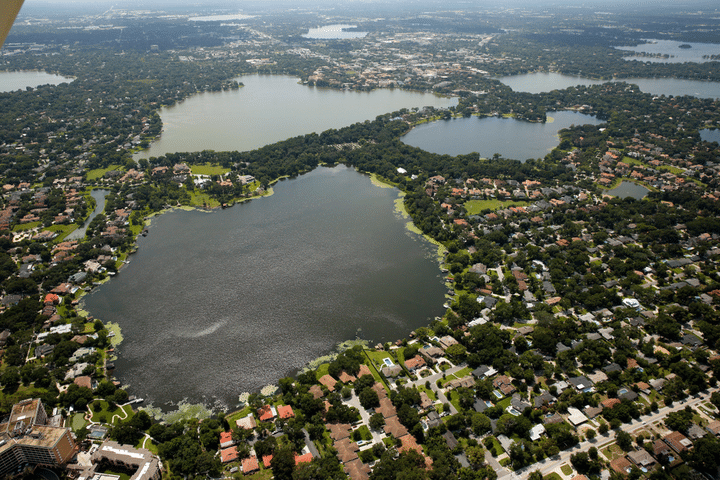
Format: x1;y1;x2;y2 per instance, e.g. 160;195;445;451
89;401;133;425
87;165;124;181
544;473;563;480
620;156;643;166
190;163;231;175
560;464;573;475
46;224;78;242
465;199;530;215
71;413;88;431
189;191;221;208
12;221;40;232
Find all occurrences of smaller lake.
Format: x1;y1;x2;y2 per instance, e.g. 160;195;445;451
65;189;110;241
401;111;602;160
615;39;720;64
606;181;649;200
498;72;720;99
701;129;720;144
303;24;367;39
0;70;74;92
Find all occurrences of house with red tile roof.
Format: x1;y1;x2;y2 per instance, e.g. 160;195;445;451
221;446;239;463
319;374;337;391
294;453;313;465
338;371;357;383
219;431;234;449
357;365;372;378
404;356;426;372
257;405;276;422
664;431;693;454
262;455;273;468
277;405;295;420
242;456;259;474
602;398;621;410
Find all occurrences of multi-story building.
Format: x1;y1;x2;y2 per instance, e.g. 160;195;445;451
0;399;77;477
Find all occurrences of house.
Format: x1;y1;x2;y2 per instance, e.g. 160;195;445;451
447;376;475;390
583;406;603;419
405;356;426;372
627;449;656;471
601;398;621;410
221;447;239;463
438;336;459;350
319;374;337;391
610;457;633;476
277;405;295;420
687;424;707;440
242;456;259;474
533;391;556;408
235;414;257;430
493;375;516;396
706;420;720;437
219;431;234;449
664;431;693;454
381;364;403;377
568;376;594;393
566;407;588;426
529;424;546;441
257;405;276;422
653;439;679;465
472;365;497;379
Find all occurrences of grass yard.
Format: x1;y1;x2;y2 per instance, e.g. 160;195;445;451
87;165;123;181
560;464;573;475
620;156;643;166
601;443;624;461
190;163;230;175
314;363;330;380
189;191;221;208
12;221;40;232
544;473;563;480
89;401;132;425
71;413;88;431
46;224;78;242
465;199;530;215
245;469;273;480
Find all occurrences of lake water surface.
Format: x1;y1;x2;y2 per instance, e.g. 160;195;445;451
0;70;74;92
701;129;720;144
401;111;602;160
303;24;368;39
498;72;720;99
615;39;720;63
136;74;454;159
82;166;446;408
606;181;650;200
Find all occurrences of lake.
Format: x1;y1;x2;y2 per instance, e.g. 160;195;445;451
606;181;649;200
401;111;602;160
303;24;368;39
0;70;74;92
615;39;720;63
498;72;720;99
135;74;454;159
701;129;720;144
82;166;447;408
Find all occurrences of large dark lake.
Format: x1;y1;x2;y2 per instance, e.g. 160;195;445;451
82;166;446;408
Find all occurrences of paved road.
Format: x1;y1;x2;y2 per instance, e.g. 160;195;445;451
410;363;467;415
515;389;718;477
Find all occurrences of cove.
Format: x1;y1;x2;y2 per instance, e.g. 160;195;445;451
401;111;602;160
0;70;74;92
65;189;109;241
82;166;447;408
135;74;457;159
498;72;720;99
